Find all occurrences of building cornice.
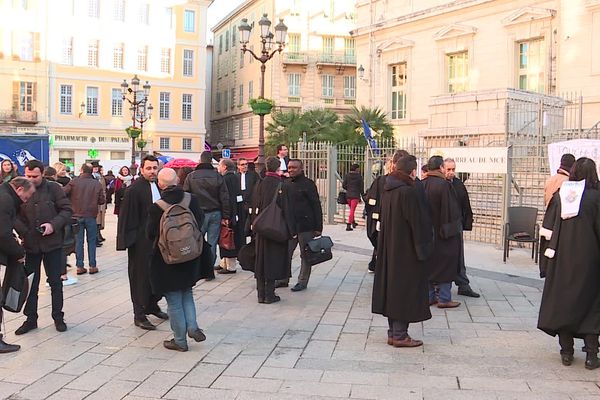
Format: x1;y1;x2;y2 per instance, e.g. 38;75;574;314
586;0;600;9
433;23;477;41
211;0;259;33
350;0;494;36
376;38;415;52
500;7;556;26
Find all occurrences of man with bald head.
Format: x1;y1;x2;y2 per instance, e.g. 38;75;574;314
146;168;211;352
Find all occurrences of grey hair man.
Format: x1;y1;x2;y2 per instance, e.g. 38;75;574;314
216;158;241;274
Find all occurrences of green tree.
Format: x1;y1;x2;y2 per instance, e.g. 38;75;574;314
339;106;395;146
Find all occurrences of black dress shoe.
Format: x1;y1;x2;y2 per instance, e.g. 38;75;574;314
290;283;306;292
457;287;480;298
217;269;236;274
55;320;67;332
585;353;600;370
0;335;20;354
188;328;206;342
15;320;37;335
134;319;156;330
148;311;169;320
163;339;188;352
275;281;289;288
561;353;574;366
264;295;281;304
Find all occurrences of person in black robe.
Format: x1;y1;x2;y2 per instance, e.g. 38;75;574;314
216;158;241;274
422;155;462;308
251;156;295;304
117;155;168;330
237;158;260;239
372;155;433;348
538;157;600;370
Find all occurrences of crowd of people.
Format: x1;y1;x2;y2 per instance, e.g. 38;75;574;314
0;146;597;370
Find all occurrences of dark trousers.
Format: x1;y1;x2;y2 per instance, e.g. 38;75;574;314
256;278;275;301
24;247;64;322
559;332;600;354
127;247;161;320
454;233;470;288
387;318;409;340
286;231;314;286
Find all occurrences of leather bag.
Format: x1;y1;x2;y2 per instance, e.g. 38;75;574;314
303;236;334;266
252;183;290;242
237;241;256;272
337;191;348;205
1;262;34;313
219;219;235;250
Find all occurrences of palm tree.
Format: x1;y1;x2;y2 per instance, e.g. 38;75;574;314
341;106;395;144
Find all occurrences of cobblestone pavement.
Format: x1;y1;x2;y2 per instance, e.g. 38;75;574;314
1;210;599;400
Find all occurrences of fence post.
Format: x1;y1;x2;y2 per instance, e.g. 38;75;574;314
501;145;513;246
364;146;372;192
326;145;337;224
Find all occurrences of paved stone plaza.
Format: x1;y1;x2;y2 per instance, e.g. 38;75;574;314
0;209;598;400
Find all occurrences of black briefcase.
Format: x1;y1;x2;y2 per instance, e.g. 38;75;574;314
303;236;334;266
1;262;34;313
238;241;256;272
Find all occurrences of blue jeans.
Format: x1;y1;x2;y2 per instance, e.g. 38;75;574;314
429;282;452;303
202;210;221;268
76;217;97;268
164;289;199;348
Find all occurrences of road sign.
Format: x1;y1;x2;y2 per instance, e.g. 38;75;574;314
222;148;231;158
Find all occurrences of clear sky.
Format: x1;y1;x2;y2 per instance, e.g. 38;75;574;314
206;0;245;44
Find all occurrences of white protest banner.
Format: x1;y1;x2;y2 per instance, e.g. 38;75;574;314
429;147;508;174
547;139;600;176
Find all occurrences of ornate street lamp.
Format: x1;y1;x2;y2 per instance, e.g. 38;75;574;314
121;75;153;171
239;14;287;171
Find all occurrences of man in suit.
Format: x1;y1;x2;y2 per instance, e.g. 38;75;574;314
444;158;479;298
276;144;290;178
237;157;259;240
281;159;323;291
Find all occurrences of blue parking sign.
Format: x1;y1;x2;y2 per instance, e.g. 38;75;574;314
222;148;231;158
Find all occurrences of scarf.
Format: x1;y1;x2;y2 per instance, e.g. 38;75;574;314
118;174;133;187
266;172;282;180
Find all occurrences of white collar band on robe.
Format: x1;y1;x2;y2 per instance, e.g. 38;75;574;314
559;180;585;220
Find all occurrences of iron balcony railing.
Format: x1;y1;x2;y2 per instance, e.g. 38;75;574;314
316;53;356;65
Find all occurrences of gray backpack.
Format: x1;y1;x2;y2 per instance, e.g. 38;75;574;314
156;193;203;264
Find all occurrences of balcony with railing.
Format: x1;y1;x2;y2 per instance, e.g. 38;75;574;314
0;110;38;124
316;53;356;66
282;52;309;66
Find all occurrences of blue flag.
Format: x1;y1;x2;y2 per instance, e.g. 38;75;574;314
361;118;380;155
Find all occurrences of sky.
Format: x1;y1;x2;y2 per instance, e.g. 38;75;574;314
206;0;245;44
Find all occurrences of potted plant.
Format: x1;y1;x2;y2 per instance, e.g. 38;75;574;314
249;97;275;115
125;126;142;139
137;138;147;149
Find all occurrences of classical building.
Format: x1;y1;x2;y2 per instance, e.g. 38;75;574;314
353;0;600;139
209;0;357;159
0;0;211;169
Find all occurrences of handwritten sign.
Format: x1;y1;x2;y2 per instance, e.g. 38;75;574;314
429;147;508;174
547;139;600;176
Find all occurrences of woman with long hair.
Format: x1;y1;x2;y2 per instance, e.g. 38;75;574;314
538;157;600;369
1;159;18;183
114;166;133;215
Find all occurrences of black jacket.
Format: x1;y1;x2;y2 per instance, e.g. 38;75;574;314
183;164;230;218
238;171;260;204
450;177;473;231
343;171;364;199
146;187;211;294
15;179;72;253
284;173;323;233
0;183;26;265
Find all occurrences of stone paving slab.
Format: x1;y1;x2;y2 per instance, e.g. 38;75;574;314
1;212;599;399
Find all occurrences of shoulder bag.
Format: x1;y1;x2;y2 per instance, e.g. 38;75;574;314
252;183;290;242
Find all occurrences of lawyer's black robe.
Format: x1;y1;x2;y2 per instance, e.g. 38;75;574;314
538;189;600;338
422;174;462;283
116;177;161;318
372;174;433;322
220;171;241;258
251;175;295;281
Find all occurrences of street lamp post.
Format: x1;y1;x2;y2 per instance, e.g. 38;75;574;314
121;75;153;172
239;14;287;171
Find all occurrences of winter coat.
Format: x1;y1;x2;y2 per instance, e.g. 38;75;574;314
284;173;323;234
343;171;364;200
183;164;230;218
0;183;26;265
64;173;105;218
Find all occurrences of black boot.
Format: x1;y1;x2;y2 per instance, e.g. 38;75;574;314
97;225;105;242
257;278;265;303
559;333;574;366
264;280;280;304
0;334;20;354
585;352;600;370
346;223;353;231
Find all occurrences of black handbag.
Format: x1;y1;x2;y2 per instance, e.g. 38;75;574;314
1;261;34;313
303;236;334;266
252;183;290;242
237;241;256;272
337;191;347;205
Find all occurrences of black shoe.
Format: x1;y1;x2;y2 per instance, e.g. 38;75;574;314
0;335;20;354
206;275;215;281
457;287;480;298
54;320;67;332
346;224;353;231
368;260;376;272
585;353;600;370
217;269;237;274
561;353;574;366
264;295;281;304
275;281;289;288
134;318;156;330
15;320;37;336
214;265;223;271
290;283;306;292
188;328;206;342
163;339;188;352
148;311;169;320
352;222;358;228
96;242;103;247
